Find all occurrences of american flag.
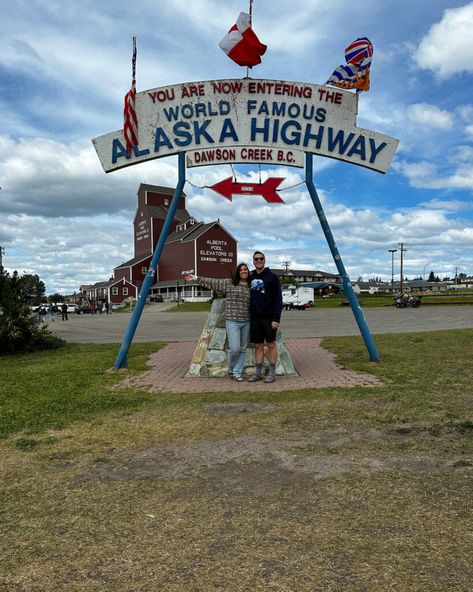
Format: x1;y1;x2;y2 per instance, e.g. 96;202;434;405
123;37;138;155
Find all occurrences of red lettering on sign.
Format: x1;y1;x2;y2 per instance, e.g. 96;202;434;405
181;83;205;98
318;89;343;104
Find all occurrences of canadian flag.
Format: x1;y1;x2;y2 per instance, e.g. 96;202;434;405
219;12;267;68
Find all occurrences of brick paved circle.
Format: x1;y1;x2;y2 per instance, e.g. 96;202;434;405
122;338;382;393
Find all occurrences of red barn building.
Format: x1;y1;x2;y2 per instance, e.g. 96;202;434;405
106;183;237;304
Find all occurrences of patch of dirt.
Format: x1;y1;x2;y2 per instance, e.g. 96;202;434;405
203;403;277;416
66;423;472;490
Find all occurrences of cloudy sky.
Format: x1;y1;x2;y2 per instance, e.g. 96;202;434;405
1;0;473;294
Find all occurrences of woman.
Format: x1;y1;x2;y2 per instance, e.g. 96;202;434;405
185;263;251;381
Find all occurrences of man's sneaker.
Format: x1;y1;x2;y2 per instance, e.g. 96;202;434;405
264;375;275;383
228;371;234;379
248;374;262;382
233;375;244;382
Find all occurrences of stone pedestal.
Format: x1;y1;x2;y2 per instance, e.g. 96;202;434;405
186;299;297;378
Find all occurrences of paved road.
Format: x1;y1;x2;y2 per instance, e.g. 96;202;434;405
46;305;473;343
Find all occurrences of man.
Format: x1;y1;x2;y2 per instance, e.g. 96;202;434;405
61;302;68;321
248;251;283;383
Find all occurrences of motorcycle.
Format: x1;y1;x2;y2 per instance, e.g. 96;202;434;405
395;295;421;308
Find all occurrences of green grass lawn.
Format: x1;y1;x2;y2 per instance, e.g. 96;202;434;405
166;300;212;312
0;342;164;438
168;293;473;312
1;331;472;591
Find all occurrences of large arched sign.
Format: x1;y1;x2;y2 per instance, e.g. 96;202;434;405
97;78;399;368
93;78;398;174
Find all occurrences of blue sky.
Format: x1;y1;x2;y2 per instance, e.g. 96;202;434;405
1;0;473;294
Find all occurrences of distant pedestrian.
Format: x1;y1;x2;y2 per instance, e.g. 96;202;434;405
50;304;58;321
91;302;97;315
38;305;47;324
104;302;109;314
61;303;68;321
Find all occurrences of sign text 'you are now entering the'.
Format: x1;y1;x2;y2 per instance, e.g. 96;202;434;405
93;78;398;174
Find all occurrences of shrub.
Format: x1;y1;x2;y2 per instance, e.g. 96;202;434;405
0;270;64;355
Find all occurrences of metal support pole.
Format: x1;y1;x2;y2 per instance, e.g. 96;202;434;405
305;153;380;362
114;152;186;369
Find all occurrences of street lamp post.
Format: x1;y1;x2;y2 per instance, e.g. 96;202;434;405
399;242;407;295
422;263;431;281
388;249;397;292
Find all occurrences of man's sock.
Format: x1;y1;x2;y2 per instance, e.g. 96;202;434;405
268;363;276;377
255;363;262;377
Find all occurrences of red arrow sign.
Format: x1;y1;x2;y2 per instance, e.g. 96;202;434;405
209;177;285;203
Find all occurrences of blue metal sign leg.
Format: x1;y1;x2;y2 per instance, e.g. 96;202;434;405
305;153;381;362
114;152;187;369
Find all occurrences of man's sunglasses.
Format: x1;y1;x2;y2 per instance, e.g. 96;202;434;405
253;257;264;261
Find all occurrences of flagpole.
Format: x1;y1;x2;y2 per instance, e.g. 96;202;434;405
132;36;136;79
246;0;253;78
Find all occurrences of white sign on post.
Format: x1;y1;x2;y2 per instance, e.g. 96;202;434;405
93;78;398;174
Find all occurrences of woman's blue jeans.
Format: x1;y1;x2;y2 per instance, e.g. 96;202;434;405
226;320;250;377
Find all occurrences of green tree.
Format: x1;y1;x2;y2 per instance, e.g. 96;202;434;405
16;273;46;305
0;269;63;355
48;292;64;303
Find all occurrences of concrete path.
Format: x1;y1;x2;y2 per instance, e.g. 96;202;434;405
47;305;473;344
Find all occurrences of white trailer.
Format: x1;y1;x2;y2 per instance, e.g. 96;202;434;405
282;286;314;310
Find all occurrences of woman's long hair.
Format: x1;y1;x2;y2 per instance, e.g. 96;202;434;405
231;263;250;286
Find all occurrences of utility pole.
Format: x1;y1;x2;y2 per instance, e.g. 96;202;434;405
398;242;407;294
0;246;4;270
388;249;397;292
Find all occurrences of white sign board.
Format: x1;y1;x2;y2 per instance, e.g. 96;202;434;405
93;79;398;174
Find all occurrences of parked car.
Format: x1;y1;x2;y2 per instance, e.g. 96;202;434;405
75;305;92;314
31;304;50;313
149;295;164;302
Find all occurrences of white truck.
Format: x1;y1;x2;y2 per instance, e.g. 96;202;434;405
282;286;314;310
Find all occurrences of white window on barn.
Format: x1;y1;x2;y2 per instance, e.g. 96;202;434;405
123;287;129;295
164;198;169;206
141;266;147;275
112;287;118;295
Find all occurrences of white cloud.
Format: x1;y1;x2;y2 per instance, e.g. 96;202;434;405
0;135;180;217
419;198;473;212
1;0;473;291
394;158;473;191
414;3;473;78
406;103;453;130
465;124;473;140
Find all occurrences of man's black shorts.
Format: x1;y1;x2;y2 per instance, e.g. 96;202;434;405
250;317;277;344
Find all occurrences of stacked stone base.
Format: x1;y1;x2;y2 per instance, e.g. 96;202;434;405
186;299;297;378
